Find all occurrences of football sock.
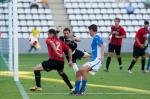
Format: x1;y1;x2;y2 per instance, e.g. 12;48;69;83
141;58;145;71
118;57;122;65
128;60;136;70
80;80;87;92
59;72;73;89
74;81;81;93
106;57;111;70
34;71;41;87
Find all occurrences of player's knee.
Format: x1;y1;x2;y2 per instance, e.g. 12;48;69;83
33;64;42;71
58;71;64;75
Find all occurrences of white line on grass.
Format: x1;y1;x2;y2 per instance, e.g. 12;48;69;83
27;92;150;95
16;81;30;99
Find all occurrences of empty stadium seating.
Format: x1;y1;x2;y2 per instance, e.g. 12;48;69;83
64;0;150;38
0;0;54;38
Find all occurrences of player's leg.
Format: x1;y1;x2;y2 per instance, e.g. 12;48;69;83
141;49;146;73
30;63;44;91
128;46;139;73
105;44;114;71
115;45;122;70
57;70;73;90
146;54;150;71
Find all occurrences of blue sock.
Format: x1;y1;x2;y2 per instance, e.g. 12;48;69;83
74;81;81;93
147;58;150;70
80;80;87;92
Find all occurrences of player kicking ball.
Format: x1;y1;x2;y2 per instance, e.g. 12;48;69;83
71;24;105;95
30;29;73;92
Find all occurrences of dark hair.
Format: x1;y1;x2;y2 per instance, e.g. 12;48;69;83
63;28;71;32
114;17;120;22
88;24;97;32
144;20;149;25
48;29;56;35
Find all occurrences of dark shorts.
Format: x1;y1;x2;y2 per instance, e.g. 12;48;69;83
66;49;84;63
108;44;121;55
133;46;145;58
41;59;64;72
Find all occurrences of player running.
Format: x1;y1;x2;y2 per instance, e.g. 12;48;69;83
30;29;73;92
128;20;149;74
59;28;90;73
105;18;126;72
72;24;105;95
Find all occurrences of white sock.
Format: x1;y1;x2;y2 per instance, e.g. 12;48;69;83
72;63;79;73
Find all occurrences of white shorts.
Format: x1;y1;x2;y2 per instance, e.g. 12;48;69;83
83;58;102;73
148;45;150;54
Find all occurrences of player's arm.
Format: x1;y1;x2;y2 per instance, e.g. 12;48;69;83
49;40;63;57
100;44;105;60
62;43;73;67
135;30;144;48
115;28;126;38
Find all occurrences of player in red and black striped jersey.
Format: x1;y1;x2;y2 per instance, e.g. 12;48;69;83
30;29;73;92
105;18;126;72
128;20;149;74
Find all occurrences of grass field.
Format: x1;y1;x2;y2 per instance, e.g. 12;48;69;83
0;53;150;99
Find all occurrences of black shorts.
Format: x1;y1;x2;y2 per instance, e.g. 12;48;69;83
133;46;145;58
66;49;84;63
108;44;121;55
41;59;64;72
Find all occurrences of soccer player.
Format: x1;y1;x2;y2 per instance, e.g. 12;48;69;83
60;28;90;73
105;18;126;72
30;29;73;91
128;20;149;74
28;26;41;52
146;27;150;72
72;24;105;95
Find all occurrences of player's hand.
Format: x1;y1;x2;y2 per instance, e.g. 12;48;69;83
108;36;111;40
139;44;144;49
56;53;63;58
68;61;73;67
115;35;120;38
99;56;104;60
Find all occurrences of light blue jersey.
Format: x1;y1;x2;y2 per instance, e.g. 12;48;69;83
91;34;103;61
148;28;150;45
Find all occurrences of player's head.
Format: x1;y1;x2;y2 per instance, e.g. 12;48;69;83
88;24;97;37
114;18;120;26
144;20;149;28
63;28;71;38
48;29;56;38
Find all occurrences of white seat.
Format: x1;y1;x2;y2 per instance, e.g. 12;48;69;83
94;9;100;14
87;9;94;14
79;3;85;8
138;3;144;8
89;15;96;20
95;14;102;20
84;20;91;26
127;27;135;32
82;14;89;20
27;20;34;26
24;9;31;14
143;15;149;20
85;3;92;8
134;8;140;14
102;15;109;20
91;20;98;25
98;20;105;26
129;33;135;38
125;20;132;26
72;3;78;8
74;9;81;14
46;14;52;20
45;9;51;13
65;3;72;8
100;27;107;32
136;14;143;20
91;3;98;8
98;3;105;8
77;21;84;26
76;15;82;20
114;8;120;14
140;9;147;14
31;9;38;14
39;14;46;20
67;9;74;14
18;9;24;14
72;26;80;32
23;33;30;38
102;33;108;38
105;3;112;8
21;27;28;33
80;9;87;14
34;21;41;26
132;20;139;26
109;14;116;20
19;15;26;20
138;20;144;26
42;27;49;32
120;9;126;14
129;15;136;19
41;20;48;26
107;9;114;14
19;21;27;26
48;21;54;26
105;21;111;26
69;15;76;20
81;33;88;38
111;3;118;8
33;14;39;20
123;14;129;19
79;27;86;32
70;21;78;26
101;9;107;14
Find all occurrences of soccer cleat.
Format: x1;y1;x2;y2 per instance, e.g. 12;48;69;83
119;65;123;70
29;86;42;91
128;70;133;74
142;70;149;73
104;69;109;72
69;88;75;94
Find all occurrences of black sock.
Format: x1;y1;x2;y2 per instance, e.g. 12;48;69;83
141;58;145;71
128;60;136;70
118;57;122;66
34;71;41;87
106;57;111;70
59;72;73;89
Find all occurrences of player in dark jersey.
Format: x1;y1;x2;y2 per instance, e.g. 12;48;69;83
59;28;90;73
30;29;73;92
128;20;149;74
105;18;126;72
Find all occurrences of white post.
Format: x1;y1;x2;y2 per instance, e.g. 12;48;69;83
13;0;19;81
8;1;13;71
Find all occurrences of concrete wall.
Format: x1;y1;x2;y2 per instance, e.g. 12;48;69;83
18;38;135;53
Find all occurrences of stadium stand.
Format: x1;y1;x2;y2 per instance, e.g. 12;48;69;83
0;0;54;38
64;0;150;38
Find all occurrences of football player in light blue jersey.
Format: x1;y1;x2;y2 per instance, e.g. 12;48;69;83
72;24;105;95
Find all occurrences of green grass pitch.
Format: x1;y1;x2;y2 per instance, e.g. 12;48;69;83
0;53;150;99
